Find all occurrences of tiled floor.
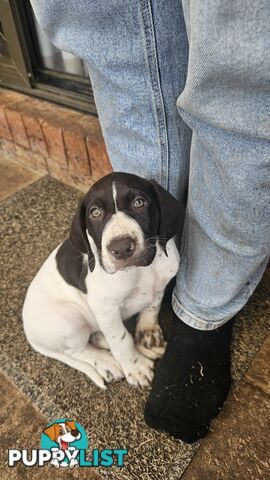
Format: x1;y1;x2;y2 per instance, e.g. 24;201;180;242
0;371;100;480
0;156;43;201
182;334;270;480
0;156;269;480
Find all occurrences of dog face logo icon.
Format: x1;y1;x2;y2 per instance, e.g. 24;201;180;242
43;420;81;450
41;418;88;468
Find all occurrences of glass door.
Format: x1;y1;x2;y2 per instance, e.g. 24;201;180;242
0;0;95;114
0;0;32;88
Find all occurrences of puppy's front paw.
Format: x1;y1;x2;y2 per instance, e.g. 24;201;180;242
135;324;165;349
91;350;124;383
123;351;155;388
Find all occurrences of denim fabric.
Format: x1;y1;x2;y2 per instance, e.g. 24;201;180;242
31;0;270;329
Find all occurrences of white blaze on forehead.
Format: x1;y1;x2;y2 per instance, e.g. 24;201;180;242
112;181;118;212
59;423;67;433
101;211;145;273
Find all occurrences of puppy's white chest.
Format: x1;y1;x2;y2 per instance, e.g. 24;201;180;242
86;239;179;322
121;270;156;318
121;240;179;318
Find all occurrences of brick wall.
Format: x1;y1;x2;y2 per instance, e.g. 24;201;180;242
0;88;112;191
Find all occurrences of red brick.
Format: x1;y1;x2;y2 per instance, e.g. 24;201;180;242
75;114;112;180
86;135;111;181
41;122;67;166
0;108;12;140
8;96;82;128
0;87;111;190
0;138;16;155
63;129;91;175
5;109;30;148
69;171;93;192
0;89;25;108
46;156;69;179
46;156;92;192
24;148;48;174
0;138;48;174
78;114;103;137
22;115;48;156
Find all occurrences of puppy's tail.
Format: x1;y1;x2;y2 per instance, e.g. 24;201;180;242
30;343;106;389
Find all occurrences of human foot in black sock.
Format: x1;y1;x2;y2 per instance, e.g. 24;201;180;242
144;310;234;443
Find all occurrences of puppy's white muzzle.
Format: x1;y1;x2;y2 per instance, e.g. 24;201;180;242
61;431;81;442
101;212;144;273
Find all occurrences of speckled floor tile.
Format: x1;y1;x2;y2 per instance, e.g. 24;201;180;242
181;381;270;480
0;369;101;480
0;156;43;202
245;332;270;396
0;176;269;480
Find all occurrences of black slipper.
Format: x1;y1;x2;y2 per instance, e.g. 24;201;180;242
144;310;233;443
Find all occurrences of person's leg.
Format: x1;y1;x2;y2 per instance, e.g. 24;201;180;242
30;0;191;203
31;0;270;443
173;0;270;327
145;0;270;441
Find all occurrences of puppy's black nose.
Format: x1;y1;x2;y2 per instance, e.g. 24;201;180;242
108;236;136;260
71;429;79;437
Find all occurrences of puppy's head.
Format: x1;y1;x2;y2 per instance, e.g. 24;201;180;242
70;172;185;274
43;420;81;447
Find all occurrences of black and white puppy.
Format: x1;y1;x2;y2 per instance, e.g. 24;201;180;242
23;173;184;389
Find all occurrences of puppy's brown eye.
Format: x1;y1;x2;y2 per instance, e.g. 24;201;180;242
90;207;102;218
59;429;64;435
133;197;145;208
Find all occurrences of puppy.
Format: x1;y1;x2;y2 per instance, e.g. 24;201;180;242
23;173;184;389
43;420;81;449
43;420;81;468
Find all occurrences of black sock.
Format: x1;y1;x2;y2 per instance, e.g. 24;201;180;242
144;310;233;443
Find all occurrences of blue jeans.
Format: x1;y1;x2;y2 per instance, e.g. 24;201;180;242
31;0;270;330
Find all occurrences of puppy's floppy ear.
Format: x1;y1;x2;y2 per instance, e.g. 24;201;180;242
70;198;88;253
150;180;186;254
66;420;77;431
43;424;57;442
70;197;95;271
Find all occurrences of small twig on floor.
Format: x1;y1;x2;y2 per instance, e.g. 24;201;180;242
133;438;154;451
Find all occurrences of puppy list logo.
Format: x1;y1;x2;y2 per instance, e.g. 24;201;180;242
8;418;128;469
